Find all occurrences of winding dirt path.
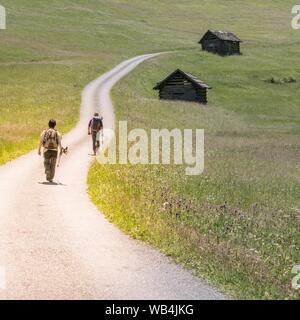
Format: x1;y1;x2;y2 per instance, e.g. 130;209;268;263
0;54;225;299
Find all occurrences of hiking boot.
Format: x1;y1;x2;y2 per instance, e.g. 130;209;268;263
46;177;53;183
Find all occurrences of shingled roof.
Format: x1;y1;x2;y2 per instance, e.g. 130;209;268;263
153;69;211;90
199;30;241;43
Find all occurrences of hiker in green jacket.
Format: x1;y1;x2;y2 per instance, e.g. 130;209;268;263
38;119;62;183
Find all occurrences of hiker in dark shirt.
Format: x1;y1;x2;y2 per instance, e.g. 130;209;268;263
88;113;103;156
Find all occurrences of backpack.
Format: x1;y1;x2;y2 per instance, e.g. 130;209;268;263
91;117;102;132
42;129;58;150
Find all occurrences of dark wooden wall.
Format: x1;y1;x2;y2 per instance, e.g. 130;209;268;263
202;35;240;56
158;73;207;104
222;41;240;55
202;39;223;54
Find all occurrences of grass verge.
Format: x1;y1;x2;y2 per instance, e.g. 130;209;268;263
88;50;300;299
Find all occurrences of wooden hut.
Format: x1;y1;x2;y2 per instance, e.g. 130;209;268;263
153;69;211;104
199;30;241;56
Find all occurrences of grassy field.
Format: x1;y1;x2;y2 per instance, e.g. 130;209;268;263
2;0;299;164
0;0;195;163
87;2;300;299
89;48;300;299
1;0;299;299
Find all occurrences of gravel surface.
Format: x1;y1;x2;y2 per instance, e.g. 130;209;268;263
0;54;226;300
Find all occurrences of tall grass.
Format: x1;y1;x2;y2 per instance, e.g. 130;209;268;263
1;0;299;299
1;0;298;162
88;48;300;299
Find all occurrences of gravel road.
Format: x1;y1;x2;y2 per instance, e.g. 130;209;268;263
0;54;226;300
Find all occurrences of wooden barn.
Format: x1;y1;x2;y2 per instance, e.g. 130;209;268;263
199;30;241;56
153;69;211;104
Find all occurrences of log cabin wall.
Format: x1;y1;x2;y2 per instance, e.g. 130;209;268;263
203;39;240;55
222;41;240;55
158;74;208;104
202;38;223;54
200;30;241;56
154;70;210;104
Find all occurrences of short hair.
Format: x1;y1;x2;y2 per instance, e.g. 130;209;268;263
48;119;56;128
94;112;99;117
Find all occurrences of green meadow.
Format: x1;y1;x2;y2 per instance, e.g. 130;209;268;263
89;49;300;299
1;0;299;299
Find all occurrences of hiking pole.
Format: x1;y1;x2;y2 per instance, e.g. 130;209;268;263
57;148;63;168
100;117;104;148
57;147;68;167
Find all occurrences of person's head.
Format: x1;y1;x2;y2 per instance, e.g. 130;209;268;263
48;119;56;129
94;112;99;117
